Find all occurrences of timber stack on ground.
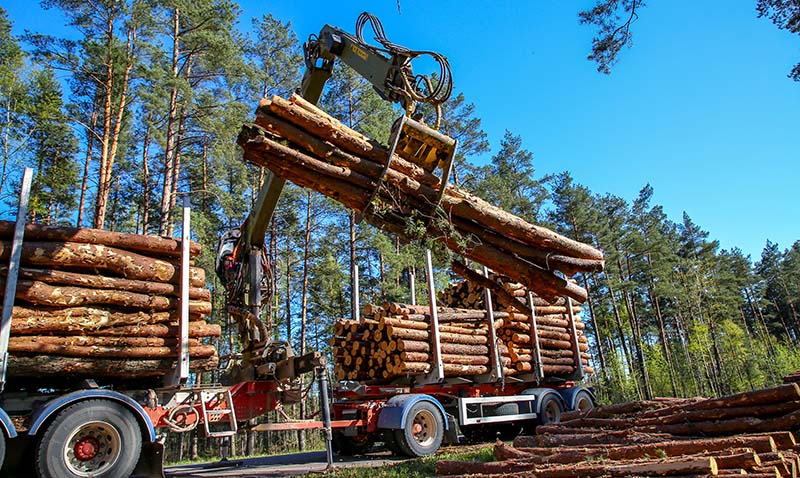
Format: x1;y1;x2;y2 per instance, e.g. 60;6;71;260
0;221;220;383
439;265;592;376
436;383;800;477
237;94;605;303
331;298;592;383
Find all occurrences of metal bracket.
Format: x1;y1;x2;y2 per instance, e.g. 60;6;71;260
565;297;585;381
528;292;545;381
477;267;504;384
420;249;444;385
167;196;191;387
0;168;32;393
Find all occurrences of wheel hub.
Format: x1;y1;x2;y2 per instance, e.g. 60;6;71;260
73;436;100;461
64;420;122;477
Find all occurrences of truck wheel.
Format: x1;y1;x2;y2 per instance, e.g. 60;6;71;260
394;401;444;457
332;431;374;456
537;394;563;425
0;430;5;471
35;399;142;478
573;390;594;413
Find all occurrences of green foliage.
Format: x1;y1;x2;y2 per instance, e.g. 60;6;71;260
27;67;79;223
578;0;646;74
471;130;547;223
307;445;494;478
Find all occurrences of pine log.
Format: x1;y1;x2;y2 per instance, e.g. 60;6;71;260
0;241;205;286
452;218;604;276
80;321;220;337
384;326;488;345
4;266;210;300
435;456;717;477
0;220;201;257
639;384;800;418
264;95;604;262
514;434;777;455
530;430;677;447
9;306;194;334
8;355;218;377
560;400;670;421
451;261;528;313
5;279;211;314
394;340;489;355
8;341;216;359
239;125;590;302
8;335;199;348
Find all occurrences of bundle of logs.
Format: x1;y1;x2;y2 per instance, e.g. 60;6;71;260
439;264;593;376
331;297;591;383
437;383;800;477
0;221;220;382
237;94;605;303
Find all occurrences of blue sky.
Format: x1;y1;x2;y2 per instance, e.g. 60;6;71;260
5;1;799;260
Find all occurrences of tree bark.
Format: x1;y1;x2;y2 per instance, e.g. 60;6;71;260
0;241;205;285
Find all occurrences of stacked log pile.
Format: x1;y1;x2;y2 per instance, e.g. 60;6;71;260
331;303;510;382
436;383;800;477
439;264;593;376
0;221;220;380
237;94;605;303
331;298;591;383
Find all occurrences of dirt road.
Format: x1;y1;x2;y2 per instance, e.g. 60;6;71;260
165;450;407;477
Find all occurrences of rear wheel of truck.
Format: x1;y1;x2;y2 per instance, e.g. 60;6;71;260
0;429;5;471
537;394;563;425
35;399;142;478
394;401;444;457
573;390;594;414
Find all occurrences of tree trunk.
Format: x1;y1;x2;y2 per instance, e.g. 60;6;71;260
141;118;152;234
159;7;181;236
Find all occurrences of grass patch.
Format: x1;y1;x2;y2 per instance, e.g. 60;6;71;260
309;445;495;478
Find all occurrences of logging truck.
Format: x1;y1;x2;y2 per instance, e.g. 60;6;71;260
0;12;598;478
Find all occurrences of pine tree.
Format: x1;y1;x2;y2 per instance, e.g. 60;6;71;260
0;7;30;200
27;67;79;224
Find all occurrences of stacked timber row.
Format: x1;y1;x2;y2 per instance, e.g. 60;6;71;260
439;264;593;376
331;300;590;383
331;303;511;382
237;94;605;303
0;221;220;381
436;383;800;478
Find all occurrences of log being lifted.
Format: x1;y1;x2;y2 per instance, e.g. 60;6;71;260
239;95;605;302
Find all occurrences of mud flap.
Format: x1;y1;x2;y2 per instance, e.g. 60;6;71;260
132;441;165;478
443;413;460;445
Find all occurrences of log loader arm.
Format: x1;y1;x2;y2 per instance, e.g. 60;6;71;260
216;12;457;381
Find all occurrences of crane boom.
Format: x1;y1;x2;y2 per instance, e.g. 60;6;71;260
218;11;456;356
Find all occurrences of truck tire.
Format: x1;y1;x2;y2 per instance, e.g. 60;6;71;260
393;400;444;457
35;399;142;478
573;390;594;413
537;394;563;425
0;430;5;472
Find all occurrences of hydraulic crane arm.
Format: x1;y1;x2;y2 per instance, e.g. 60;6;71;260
220;12;456;350
242;12;453;251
